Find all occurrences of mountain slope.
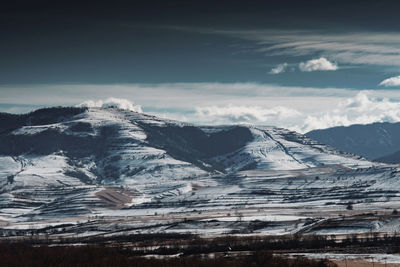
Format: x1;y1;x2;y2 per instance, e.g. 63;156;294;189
0;107;370;181
306;122;400;160
2;106;394;238
375;150;400;164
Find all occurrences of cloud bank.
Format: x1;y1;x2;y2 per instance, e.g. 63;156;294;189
196;105;300;124
269;63;288;74
5;83;400;133
191;91;400;133
379;75;400;87
301;92;400;132
299;57;338;72
78;97;142;112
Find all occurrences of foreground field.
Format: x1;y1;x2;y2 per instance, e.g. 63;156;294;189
0;243;336;267
334;260;397;267
3;232;400;266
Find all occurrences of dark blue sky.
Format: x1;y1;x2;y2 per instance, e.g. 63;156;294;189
2;0;400;132
1;0;400;87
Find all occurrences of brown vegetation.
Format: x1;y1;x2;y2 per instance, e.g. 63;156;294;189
0;243;336;267
95;187;134;209
3;232;400;267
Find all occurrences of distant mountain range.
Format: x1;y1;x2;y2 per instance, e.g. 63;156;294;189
306;122;400;163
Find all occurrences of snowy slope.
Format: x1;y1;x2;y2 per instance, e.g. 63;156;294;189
0;106;395;237
214;126;370;172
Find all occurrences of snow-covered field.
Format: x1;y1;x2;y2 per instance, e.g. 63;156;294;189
1;107;399;238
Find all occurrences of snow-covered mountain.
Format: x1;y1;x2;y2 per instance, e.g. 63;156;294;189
306;122;400;161
2;107;399;238
0;106;369;185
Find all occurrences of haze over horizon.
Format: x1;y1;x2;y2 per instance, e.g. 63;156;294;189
2;0;400;132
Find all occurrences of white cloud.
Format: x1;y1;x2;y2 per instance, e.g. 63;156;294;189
299;57;338;72
300;91;400;132
269;63;288;74
78;97;142;112
379;75;400;87
187;90;400;133
195;105;301;125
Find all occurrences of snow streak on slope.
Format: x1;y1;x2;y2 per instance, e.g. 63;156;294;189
214;126;371;172
79;108;207;184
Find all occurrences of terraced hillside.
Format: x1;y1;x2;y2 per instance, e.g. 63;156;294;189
1;107;399;238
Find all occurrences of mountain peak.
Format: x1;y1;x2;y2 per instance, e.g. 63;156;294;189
0;106;372;177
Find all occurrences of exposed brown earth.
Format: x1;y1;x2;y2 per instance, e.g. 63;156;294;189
95;187;134;209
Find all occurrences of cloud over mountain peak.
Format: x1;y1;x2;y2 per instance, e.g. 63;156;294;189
78;97;142;112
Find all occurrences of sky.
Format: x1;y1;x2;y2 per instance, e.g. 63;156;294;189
2;0;400;132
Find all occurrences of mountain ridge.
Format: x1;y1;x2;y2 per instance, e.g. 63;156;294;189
0;106;370;176
306;121;400;162
3;106;398;238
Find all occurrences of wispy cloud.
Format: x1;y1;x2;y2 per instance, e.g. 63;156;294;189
299;57;338;72
177;27;400;68
379;75;400;87
245;31;400;67
269;63;288;74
